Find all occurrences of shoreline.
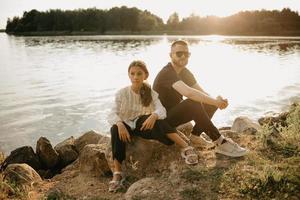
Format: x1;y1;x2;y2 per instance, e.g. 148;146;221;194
0;103;299;199
3;30;300;37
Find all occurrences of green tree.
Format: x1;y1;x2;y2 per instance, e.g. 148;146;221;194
167;12;180;31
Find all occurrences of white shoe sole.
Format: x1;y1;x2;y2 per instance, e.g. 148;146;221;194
215;149;248;157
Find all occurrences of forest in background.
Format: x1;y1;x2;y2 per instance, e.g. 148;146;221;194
5;6;300;35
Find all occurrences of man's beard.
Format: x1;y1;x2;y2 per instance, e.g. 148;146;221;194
174;59;188;67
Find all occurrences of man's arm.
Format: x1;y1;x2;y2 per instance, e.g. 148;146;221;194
172;81;227;109
191;83;209;95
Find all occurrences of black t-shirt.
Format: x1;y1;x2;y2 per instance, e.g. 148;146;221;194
153;63;197;111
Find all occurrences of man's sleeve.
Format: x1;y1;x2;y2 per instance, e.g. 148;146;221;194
179;68;197;87
159;70;180;89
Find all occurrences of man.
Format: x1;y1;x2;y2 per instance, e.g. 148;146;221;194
153;39;247;157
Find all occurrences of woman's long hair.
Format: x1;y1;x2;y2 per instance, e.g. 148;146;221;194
128;60;152;107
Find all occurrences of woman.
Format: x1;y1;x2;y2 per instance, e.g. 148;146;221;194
107;60;198;192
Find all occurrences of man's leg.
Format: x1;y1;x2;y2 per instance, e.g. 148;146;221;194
166;99;221;141
166;99;247;157
197;103;218;140
202;103;218;119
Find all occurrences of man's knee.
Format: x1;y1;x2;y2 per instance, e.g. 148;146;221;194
185;99;204;110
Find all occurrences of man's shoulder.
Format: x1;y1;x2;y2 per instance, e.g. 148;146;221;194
156;63;174;78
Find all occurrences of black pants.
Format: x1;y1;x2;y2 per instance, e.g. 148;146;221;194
166;99;221;141
111;115;175;163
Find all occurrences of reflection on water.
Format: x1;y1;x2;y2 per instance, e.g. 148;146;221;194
0;34;300;154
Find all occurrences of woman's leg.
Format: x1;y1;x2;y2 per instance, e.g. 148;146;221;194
110;124;131;182
111;125;127;164
134;116;198;164
167;132;198;164
166;132;188;148
112;159;122;181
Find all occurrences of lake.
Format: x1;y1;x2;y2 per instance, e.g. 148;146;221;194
0;33;300;154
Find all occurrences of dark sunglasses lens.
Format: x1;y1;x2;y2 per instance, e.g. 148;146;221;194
176;52;183;57
176;52;189;58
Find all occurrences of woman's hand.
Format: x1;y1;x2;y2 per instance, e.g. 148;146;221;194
140;113;158;131
116;122;131;142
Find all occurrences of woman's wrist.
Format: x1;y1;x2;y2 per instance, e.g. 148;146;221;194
151;113;158;119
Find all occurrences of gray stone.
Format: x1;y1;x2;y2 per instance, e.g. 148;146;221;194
54;136;78;168
74;130;103;152
36;137;59;169
0;146;41;171
231;116;260;134
79;144;111;177
125;177;156;200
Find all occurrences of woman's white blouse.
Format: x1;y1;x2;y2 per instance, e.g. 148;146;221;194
108;86;166;129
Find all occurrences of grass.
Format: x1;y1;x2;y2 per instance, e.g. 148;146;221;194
0;152;28;199
180;187;205;200
220;103;300;200
180;168;224;183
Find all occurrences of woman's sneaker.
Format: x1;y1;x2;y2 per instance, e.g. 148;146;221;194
215;138;248;157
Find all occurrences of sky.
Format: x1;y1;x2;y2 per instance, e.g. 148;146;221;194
1;0;300;29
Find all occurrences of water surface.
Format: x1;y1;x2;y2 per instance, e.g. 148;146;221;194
0;34;300;154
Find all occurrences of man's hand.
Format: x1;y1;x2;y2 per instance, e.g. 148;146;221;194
116;122;131;142
216;95;228;110
140;113;158;131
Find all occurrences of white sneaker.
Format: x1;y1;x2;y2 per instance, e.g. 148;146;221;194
190;134;213;147
215;138;248;157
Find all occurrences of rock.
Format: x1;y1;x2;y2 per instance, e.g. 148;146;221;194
105;136;179;177
219;126;232;131
78;144;111;177
37;169;56;179
46;188;70;200
231;116;260;134
219;130;239;138
54;136;78;168
0;146;41;171
3;163;42;187
97;134;110;146
36;137;59;169
177;122;193;135
74;130;104;152
258;111;289;127
125;177;159;200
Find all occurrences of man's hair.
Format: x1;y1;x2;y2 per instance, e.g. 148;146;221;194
171;39;188;49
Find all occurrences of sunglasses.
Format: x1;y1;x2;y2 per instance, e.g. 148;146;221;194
175;51;191;58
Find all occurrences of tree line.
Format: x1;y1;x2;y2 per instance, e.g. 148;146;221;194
5;6;300;35
5;6;164;34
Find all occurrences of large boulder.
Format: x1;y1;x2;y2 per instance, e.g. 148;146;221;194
74;130;104;152
3;163;42;186
78;144;111;177
54;136;78;168
125;177;157;200
231;116;261;134
125;176;178;200
36;137;59;169
105;136;180;177
0;146;41;171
